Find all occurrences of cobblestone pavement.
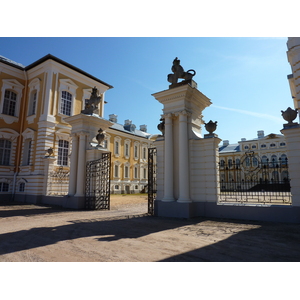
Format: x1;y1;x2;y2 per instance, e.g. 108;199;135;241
1;194;300;262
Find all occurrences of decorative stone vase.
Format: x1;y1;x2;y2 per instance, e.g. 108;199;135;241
281;107;298;125
96;128;105;146
204;120;217;134
157;118;165;136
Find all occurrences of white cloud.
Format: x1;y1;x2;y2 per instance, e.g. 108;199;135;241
212;104;283;123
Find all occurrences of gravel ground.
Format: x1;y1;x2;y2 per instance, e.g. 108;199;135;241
1;194;300;262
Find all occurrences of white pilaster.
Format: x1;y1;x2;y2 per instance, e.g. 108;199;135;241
74;132;87;197
68;133;78;196
177;110;191;202
162;113;174;201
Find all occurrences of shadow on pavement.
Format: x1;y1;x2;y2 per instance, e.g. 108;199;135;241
1;202;300;261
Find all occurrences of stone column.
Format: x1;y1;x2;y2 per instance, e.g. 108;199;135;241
74;132;87;197
68;133;78;196
162;113;174;202
281;125;300;206
177;110;190;202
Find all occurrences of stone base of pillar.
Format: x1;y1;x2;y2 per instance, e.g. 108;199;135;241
62;195;85;209
154;199;300;222
154;200;194;218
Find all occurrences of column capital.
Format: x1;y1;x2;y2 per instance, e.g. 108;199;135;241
161;113;174;119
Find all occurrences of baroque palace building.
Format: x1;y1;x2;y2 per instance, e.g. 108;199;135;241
219;130;289;187
0;54;154;203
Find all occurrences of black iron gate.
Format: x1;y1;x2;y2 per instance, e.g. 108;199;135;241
219;151;291;204
148;147;157;215
85;152;111;210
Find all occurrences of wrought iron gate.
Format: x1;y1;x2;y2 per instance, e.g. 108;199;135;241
219;151;291;205
85;152;111;210
148;147;157;215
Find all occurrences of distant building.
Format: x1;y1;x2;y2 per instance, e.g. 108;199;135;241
0;54;154;204
219;130;288;187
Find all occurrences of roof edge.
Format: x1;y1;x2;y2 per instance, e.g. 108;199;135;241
25;54;113;89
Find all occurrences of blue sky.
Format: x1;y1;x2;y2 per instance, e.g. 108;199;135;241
0;37;293;143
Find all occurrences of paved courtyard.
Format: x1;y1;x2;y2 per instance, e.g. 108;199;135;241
1;194;300;262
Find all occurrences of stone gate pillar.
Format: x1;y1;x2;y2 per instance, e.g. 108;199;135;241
64;113;113;209
152;58;220;218
280;109;300;206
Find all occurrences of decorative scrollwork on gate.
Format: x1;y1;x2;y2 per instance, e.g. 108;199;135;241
148;147;157;215
85;152;111;210
219;151;291;205
48;166;70;195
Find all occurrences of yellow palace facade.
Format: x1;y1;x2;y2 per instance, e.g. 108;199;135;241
0;54;154;204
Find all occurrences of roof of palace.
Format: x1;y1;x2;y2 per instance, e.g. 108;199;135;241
110;122;152;139
219;143;241;153
0;54;113;89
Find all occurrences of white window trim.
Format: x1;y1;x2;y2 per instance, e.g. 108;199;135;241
124;139;131;159
55;131;72;166
58;79;78;117
114;161;121;178
27;78;41;124
134;141;140;160
0;128;19;167
124;162;130;179
114;136;121;157
0;79;24;124
105;134;111;151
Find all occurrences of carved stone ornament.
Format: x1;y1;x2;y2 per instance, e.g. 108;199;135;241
81;86;102;115
96;128;105;147
157;118;165;136
204;120;217;134
167;57;196;86
281;107;298;125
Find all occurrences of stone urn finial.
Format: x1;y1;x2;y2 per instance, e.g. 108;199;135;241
281;107;298;126
96;128;105;147
204;120;218;134
157;118;165;136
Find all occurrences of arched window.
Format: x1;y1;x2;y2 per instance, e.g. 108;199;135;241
19;182;25;192
0;139;11;165
57;140;69;166
280;154;287;166
262;155;268;165
3;90;17;116
271;155;277;166
0;182;9;192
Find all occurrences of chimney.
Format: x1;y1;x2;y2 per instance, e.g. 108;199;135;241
109;114;118;123
257;130;264;138
140;125;147;132
223;140;229;146
241;138;246;141
124;119;132;125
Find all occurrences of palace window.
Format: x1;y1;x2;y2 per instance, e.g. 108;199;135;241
280;142;286;147
19;182;25;192
0;182;9;192
3;90;17;116
60;91;72;116
270;143;276;148
28;91;37;116
57;140;69;166
115;141;119;155
125;144;129;157
23;139;32;166
114;165;119;178
124;166;129;178
261;144;266;148
134;166;139;179
0;139;11;165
